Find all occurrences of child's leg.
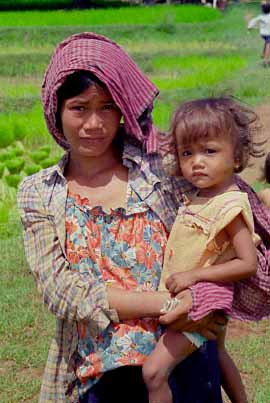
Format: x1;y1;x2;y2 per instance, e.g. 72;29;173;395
262;38;270;65
264;42;270;64
263;41;267;57
217;327;247;403
142;329;196;403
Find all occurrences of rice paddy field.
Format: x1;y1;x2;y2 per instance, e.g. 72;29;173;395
0;2;270;401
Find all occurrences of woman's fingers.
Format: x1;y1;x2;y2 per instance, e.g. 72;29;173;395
159;309;188;330
199;320;225;340
159;290;227;340
159;289;193;325
159;306;188;326
212;312;228;327
199;328;218;341
198;313;227;339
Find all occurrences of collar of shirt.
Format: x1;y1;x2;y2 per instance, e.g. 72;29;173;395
42;142;186;232
46;142;177;202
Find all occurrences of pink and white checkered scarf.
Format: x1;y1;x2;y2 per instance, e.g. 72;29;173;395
42;32;159;153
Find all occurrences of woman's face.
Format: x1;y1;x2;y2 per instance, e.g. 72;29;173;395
61;83;122;159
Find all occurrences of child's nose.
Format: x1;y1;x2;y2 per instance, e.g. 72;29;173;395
192;154;204;167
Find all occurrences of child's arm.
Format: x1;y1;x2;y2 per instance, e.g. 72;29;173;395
247;15;261;29
166;214;257;294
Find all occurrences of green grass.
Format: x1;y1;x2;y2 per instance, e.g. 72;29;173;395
223;322;270;402
0;233;54;402
252;181;270;192
0;5;221;27
0;77;41;98
151;54;246;90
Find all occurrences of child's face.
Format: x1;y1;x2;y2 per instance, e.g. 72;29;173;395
177;135;236;196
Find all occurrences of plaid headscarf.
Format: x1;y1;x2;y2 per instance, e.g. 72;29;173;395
42;32;159;153
234;176;270;320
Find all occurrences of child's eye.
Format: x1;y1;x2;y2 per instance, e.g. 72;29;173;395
205;148;216;154
181;150;192;157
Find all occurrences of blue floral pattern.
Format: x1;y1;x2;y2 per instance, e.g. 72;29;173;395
65;190;168;395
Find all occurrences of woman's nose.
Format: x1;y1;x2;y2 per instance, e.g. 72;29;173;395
84;112;102;129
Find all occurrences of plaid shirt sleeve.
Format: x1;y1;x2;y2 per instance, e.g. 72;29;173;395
17;176;118;333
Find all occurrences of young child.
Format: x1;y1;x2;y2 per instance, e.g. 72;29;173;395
248;2;270;67
143;97;261;403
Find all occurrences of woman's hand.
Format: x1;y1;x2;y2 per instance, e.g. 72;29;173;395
159;289;227;340
159;289;193;324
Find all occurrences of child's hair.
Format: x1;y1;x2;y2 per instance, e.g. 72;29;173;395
262;2;270;14
170;97;264;173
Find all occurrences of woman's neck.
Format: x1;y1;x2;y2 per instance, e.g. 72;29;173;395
65;148;128;210
66;149;122;183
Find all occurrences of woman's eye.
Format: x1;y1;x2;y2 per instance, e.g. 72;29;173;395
102;103;116;111
71;105;85;111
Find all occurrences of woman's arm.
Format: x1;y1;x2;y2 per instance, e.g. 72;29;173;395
17;176;228;335
17;178;118;333
107;288;170;320
108;286;228;340
166;214;257;294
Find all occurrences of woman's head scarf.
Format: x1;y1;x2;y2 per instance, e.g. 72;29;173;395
42;32;159;153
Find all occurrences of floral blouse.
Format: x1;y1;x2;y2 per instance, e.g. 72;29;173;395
65;186;168;395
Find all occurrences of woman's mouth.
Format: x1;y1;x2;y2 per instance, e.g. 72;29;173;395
80;137;105;143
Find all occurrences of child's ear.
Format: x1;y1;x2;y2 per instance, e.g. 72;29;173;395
234;159;241;173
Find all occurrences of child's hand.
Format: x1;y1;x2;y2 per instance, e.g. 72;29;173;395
165;270;197;293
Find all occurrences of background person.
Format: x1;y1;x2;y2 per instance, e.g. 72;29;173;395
248;2;270;67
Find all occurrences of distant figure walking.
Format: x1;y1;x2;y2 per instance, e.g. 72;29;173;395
248;2;270;67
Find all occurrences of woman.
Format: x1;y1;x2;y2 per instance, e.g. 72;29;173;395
17;33;270;403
